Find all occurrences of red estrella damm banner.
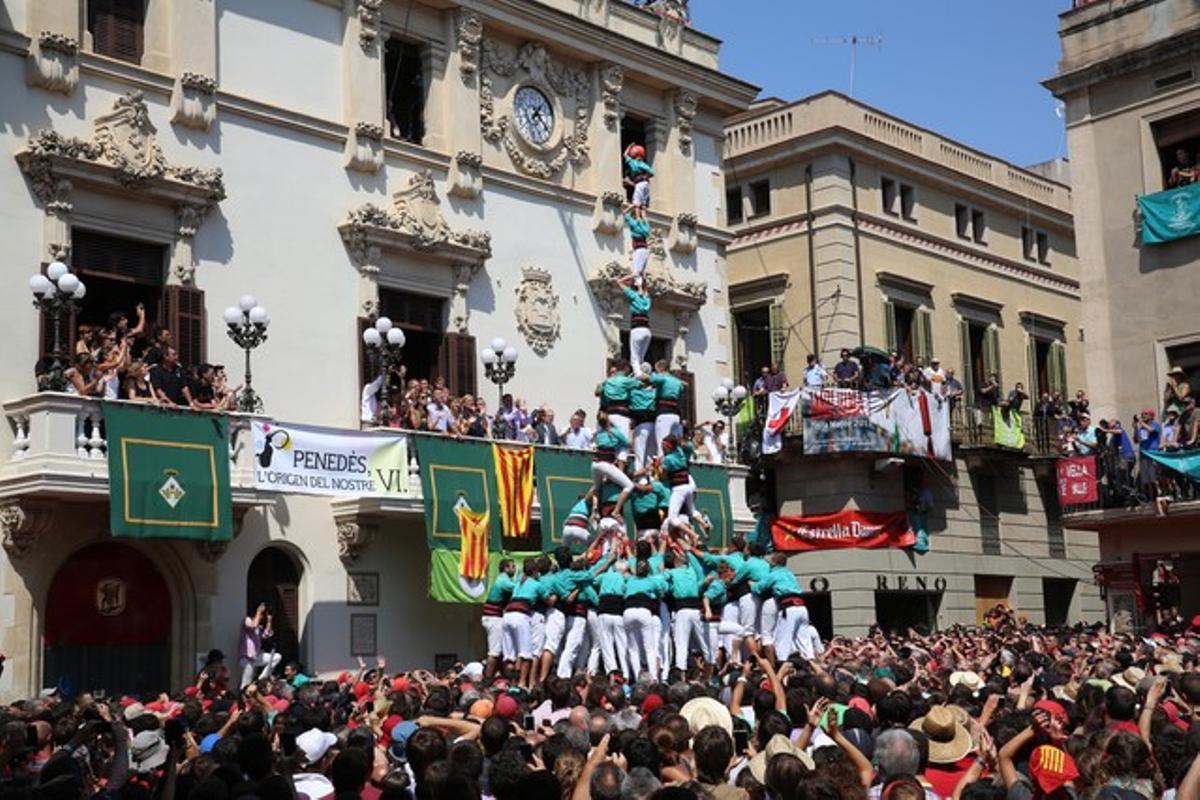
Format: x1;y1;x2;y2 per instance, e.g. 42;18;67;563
772;510;916;551
1056;455;1098;505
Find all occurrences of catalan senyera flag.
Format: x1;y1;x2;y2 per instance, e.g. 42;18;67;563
493;444;534;538
456;506;490;582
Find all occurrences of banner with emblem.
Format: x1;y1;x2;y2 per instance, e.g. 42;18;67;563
103;403;233;541
1137;182;1200;244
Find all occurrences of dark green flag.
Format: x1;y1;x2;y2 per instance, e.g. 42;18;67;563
533;447;595;551
691;462;733;549
103;403;233;541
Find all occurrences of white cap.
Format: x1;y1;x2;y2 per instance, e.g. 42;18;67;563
461;661;484;682
296;728;338;766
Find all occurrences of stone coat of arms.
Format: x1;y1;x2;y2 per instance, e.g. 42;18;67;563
515;267;561;356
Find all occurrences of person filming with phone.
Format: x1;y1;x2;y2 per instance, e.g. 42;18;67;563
239;602;280;688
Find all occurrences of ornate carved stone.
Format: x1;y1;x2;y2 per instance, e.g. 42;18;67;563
648;0;687;54
674;91;698;156
448;151;483;199
601;64;624;132
171;72;218;131
337;521;375;564
362;297;380;318
667;212;698;255
173;203;211;283
94;92;169;186
515;267;561;356
672;309;693;369
588;256;707;319
456;12;483;83
345;121;385;174
356;0;384;52
27;31;79;95
0;503;52;560
592;190;625;235
585;268;625;359
479;39;593;180
578;0;608;23
450;263;482;334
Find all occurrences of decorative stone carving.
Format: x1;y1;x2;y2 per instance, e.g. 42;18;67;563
587;257;707;319
94;92;170;186
601;64;624;132
579;0;608;23
27;31;79;95
450;263;482;334
338;521;375;564
648;0;687;54
346;121;385;174
456;11;483;83
479;39;593;179
448;151;483;199
362;297;380;318
672;309;693;370
356;0;384;52
515;267;562;356
592;190;625;235
667;212;698;255
339;171;492;271
0;503;52;560
170;72;218;130
173;203;210;283
674;91;698;156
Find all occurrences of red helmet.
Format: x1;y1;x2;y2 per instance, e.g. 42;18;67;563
628;144;646;160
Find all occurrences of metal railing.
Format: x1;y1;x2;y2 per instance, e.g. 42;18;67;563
1060;446;1200;515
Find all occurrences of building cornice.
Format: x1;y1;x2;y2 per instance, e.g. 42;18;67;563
1045;25;1200;97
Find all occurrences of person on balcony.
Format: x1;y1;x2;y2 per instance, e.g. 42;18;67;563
149;347;189;407
943;368;964;409
803;354;828;388
1163;365;1191;418
1168;147;1198;188
833;349;860;388
1074;413;1099;456
64;352;104;397
560;409;593;450
923;358;947;396
1135;408;1163;501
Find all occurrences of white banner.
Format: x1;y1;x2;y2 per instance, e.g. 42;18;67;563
762;388;801;455
252;421;412;497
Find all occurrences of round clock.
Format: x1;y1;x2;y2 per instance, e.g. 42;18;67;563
513;86;555;146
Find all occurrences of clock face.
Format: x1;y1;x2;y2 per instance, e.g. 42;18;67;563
513;86;555;145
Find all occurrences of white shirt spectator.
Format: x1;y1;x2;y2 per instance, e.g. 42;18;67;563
360;373;385;425
804;363;828;388
924;365;947;396
427;402;453;432
561;425;594;449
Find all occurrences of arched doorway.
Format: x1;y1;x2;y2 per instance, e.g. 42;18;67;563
44;542;171;696
245;548;302;669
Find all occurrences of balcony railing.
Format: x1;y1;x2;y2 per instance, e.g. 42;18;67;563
1059;446;1200;517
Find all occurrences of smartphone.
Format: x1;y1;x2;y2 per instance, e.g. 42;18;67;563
519;742;534;762
733;728;749;754
522;714;536;731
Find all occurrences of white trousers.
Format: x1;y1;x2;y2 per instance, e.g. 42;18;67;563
759;596;779;646
671;608;710;670
531;611;546;655
655;413;682;451
586;610;603;674
623;606;659;680
483;616;504;658
773;604;810;661
666;479;700;527
632;247;650;280
502;611;533;660
591;460;633;501
657;601;672;679
608;415;633;457
240;652;281;688
562;523;592;549
708;616;748;662
633;421;656;472
557;614;589;678
542;608;566;655
738;592;761;633
630;327;652;376
632;180;650;208
598;611;629;676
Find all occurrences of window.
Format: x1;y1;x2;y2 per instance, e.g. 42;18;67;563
88;0;145;64
883;300;932;363
957;319;1000;404
1151;109;1200;189
1036;231;1050;264
384;38;426;145
973;575;1012;624
1165;340;1200;390
725;187;744;225
956;203;986;243
749;180;771;217
900;183;917;221
971;208;987;244
882;177;917;221
733;306;772;389
1027;336;1067;399
1022;226;1052;265
973;473;1001;555
1021;226;1035;260
881;177;898;215
620;115;651;200
955;204;970;239
361;289;475;399
618;331;670;368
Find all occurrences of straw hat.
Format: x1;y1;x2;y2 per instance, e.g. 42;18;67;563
949;671;983;693
680;696;734;737
909;705;973;765
748;734;815;782
1111;667;1146;691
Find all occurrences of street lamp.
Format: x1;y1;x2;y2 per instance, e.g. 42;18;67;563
712;377;748;464
362;316;406;375
223;294;269;412
480;336;518;408
30;260;86;392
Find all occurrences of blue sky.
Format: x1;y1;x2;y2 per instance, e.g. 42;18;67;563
692;0;1068;168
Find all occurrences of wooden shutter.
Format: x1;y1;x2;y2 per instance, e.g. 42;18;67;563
882;299;897;352
163;285;206;369
958;318;975;406
72;229;165;284
679;369;696;429
1027;336;1039;397
440;333;477;397
914;307;934;363
89;0;144;64
768;303;787;367
1049;342;1067;397
982;325;1001;388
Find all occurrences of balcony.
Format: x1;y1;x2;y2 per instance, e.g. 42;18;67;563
1058;448;1200;530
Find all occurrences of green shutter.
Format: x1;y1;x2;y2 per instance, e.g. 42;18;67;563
730;311;741;385
958;318;975;405
914;307;934;363
1049;341;1067;397
882;299;897;351
768;302;787;368
982;325;1001;388
1027;335;1039;397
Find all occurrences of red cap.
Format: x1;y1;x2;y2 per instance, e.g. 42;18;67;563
353;681;371;700
119;697;137;708
628;144;646;160
1033;699;1069;725
1142;408;1156;417
640;694;664;715
1191;615;1200;630
391;676;411;694
146;701;166;713
1161;702;1190;732
1029;745;1079;794
201;700;213;711
494;693;520;721
183;686;199;699
338;671;352;685
1110;720;1141;736
381;714;404;744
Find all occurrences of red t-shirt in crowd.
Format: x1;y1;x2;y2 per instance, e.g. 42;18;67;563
925;757;981;799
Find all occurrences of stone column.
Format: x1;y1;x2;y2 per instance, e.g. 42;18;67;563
808;153;861;363
342;0;386;174
26;0;80;95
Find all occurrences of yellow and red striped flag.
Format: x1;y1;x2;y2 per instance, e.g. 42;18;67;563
493;444;534;538
456;506;490;581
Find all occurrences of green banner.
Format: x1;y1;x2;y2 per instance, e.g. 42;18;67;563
1138;182;1200;244
534;447;595;551
691;462;733;549
429;547;541;603
414;435;502;552
103;403;233;541
992;407;1026;450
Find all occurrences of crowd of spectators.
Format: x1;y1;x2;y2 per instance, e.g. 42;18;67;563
35;305;238;411
8;621;1200;800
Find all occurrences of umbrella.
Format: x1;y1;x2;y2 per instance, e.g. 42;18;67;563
850;345;889;361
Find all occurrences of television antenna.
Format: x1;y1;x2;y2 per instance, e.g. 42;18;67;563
811;35;884;97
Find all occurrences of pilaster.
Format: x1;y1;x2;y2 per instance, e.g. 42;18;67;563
166;3;217;129
588;62;624;198
441;10;484;179
342;0;386;173
809;153;861;363
26;1;80;95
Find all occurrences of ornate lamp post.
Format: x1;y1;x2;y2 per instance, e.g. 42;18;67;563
361;316;406;375
480;336;518;408
222;295;270;412
29;260;86;392
712;377;748;464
